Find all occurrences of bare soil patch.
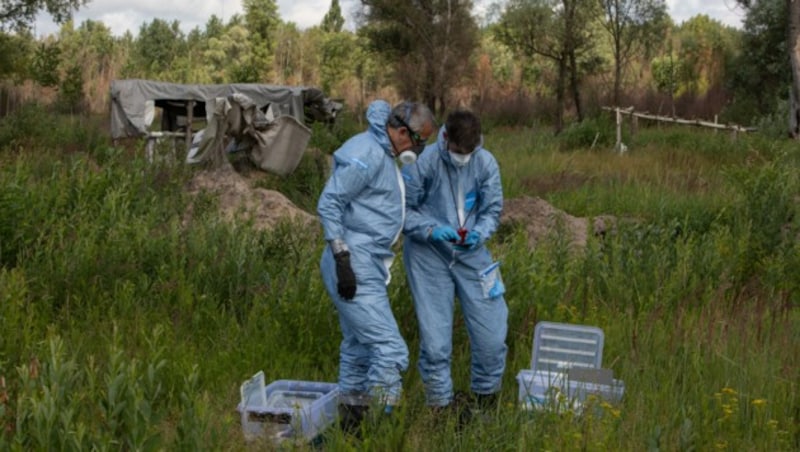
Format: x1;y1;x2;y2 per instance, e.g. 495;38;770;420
501;196;617;248
183;165;316;231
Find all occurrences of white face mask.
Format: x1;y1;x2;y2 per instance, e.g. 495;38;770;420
449;150;473;167
398;149;418;165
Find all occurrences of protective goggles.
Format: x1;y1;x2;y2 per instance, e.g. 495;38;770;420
393;114;427;154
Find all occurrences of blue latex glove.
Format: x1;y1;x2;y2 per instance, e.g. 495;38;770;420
430;226;460;242
455;231;481;250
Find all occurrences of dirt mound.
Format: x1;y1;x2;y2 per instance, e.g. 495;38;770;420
501;196;616;248
183;165;316;231
180;166;612;247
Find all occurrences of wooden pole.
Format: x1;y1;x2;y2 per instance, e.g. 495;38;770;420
616;107;622;152
184;100;195;158
601;106;755;137
146;137;155;162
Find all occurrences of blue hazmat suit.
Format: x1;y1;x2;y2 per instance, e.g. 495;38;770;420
318;100;409;407
402;126;508;407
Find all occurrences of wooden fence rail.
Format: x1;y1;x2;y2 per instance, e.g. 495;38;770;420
601;106;758;152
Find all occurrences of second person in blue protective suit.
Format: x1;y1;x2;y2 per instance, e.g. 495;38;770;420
402;110;508;421
318;100;435;434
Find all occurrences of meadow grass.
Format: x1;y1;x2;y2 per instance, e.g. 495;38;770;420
0;108;798;450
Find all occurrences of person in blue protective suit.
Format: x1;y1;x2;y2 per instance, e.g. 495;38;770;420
318;99;435;434
402;109;508;422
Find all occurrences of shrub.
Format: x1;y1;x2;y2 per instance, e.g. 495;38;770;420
557;116;616;151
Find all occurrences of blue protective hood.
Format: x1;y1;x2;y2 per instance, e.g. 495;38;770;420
366;100;394;157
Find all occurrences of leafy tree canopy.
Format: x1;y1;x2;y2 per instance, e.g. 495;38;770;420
1;0;87;31
321;0;345;33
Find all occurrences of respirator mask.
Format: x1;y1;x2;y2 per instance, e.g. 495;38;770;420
449;150;473;166
393;112;427;165
447;133;482;167
398;142;426;165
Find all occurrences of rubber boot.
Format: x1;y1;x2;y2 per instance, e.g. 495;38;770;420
475;392;498;411
338;403;369;436
472;392;499;423
430;391;473;429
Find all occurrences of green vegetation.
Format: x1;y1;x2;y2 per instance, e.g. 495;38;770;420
3;0;797;135
0;108;798;450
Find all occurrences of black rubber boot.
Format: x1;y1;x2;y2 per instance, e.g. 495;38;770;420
431;391;473;429
475;392;499;411
338;403;369;436
471;392;499;424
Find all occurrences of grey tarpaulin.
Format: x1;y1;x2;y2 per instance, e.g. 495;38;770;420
109;79;341;175
191;93;312;176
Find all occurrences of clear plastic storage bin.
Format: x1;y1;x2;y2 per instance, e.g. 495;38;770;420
517;321;624;412
516;369;625;412
237;372;339;443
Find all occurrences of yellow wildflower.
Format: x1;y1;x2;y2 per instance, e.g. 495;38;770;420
767;420;779;429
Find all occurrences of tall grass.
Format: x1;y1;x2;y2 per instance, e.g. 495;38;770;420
1;109;798;450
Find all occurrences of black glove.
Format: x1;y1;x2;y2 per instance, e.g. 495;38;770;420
334;251;357;300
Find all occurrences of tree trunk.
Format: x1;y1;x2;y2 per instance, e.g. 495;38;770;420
423;58;438;115
569;49;583;122
789;0;800;139
614;36;622;107
554;55;567;134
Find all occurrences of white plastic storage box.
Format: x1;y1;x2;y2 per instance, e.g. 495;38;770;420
516;369;625;412
237;371;339;443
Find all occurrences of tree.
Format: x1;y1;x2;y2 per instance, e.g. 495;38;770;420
203;25;257;83
675;15;737;96
788;0;799;138
130;19;187;81
650;49;680;115
272;21;302;84
243;0;280;81
321;0;345;33
57;19;116;109
359;0;479;114
735;0;800;137
320;31;356;94
320;1;354;96
31;40;61;87
496;0;598;133
598;0;668;106
728;0;790;127
57;62;84;113
351;33;386;115
204;14;225;41
0;0;86;31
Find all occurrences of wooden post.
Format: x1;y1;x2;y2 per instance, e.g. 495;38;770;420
184;100;195;158
714;115;718;135
146;137;155;162
616;107;622;152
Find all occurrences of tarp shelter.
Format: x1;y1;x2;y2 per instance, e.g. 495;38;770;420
109;79;341;175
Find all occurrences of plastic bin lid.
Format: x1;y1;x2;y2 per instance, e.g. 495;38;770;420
240;371;267;409
531;321;604;372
